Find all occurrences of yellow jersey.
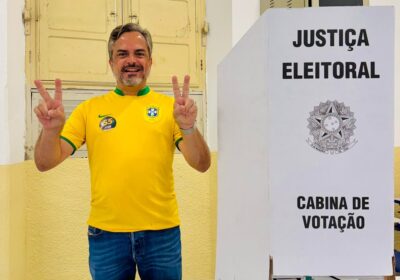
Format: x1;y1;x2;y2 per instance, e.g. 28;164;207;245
61;87;183;232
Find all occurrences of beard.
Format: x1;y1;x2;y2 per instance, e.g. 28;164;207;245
120;74;143;86
114;64;148;87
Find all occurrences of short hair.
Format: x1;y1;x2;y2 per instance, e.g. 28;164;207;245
108;23;153;59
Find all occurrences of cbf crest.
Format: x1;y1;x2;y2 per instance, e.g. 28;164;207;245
307;100;357;154
145;105;161;122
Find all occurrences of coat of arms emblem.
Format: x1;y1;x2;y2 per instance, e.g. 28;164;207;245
307;100;357;154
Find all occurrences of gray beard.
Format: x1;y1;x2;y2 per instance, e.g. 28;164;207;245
121;76;143;86
113;71;144;86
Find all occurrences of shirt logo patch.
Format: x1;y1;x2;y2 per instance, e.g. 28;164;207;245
99;116;117;131
146;106;161;122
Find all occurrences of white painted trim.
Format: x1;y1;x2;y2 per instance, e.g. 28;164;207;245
0;0;26;164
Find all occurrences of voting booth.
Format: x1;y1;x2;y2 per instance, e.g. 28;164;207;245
217;6;394;279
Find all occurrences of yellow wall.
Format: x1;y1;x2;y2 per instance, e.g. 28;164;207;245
0;165;10;280
23;152;217;280
25;159;91;280
0;163;26;280
395;148;400;198
394;148;400;251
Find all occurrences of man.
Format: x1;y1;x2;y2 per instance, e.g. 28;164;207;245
33;23;210;280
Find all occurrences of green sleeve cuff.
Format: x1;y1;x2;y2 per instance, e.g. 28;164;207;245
175;137;183;151
60;136;77;155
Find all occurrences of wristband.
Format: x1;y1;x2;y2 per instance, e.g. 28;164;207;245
180;124;196;135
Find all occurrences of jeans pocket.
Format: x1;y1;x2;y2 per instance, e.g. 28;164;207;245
87;225;104;238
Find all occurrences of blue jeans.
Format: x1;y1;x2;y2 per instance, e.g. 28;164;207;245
88;225;182;280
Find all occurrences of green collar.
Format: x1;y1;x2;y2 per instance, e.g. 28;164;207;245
114;86;150;96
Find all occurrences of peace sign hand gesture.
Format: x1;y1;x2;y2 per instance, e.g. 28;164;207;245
33;79;65;132
172;75;197;130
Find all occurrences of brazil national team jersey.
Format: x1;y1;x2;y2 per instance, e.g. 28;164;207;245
60;87;183;232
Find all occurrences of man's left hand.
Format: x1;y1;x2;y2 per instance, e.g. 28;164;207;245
172;75;197;129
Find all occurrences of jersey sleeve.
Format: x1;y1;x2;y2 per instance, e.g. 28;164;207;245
60;101;87;154
174;121;183;148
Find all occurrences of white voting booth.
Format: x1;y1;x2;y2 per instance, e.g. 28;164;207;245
217;6;394;279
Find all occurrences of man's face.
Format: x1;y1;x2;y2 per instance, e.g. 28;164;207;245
109;31;152;88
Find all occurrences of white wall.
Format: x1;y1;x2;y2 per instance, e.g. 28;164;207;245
206;0;231;151
7;0;26;163
0;0;26;165
0;0;9;164
206;0;260;151
232;0;260;45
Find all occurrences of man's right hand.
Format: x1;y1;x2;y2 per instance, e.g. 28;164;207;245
33;79;65;132
33;79;72;171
